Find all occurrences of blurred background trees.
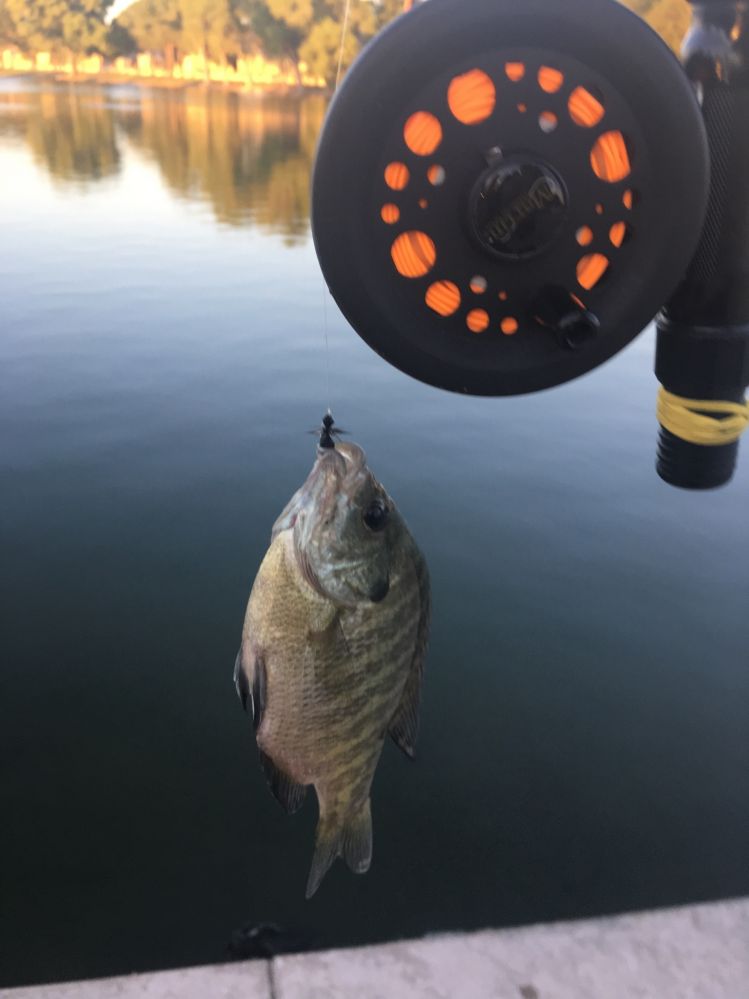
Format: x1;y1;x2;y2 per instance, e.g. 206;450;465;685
114;0;406;82
1;0;110;59
0;0;694;80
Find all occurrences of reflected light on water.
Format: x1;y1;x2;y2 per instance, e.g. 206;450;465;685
0;79;326;241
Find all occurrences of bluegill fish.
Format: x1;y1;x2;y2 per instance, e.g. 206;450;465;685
235;432;430;897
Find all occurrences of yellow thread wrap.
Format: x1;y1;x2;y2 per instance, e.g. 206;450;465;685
657;387;749;446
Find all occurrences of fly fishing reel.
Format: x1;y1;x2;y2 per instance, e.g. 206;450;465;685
312;0;710;396
313;0;749;488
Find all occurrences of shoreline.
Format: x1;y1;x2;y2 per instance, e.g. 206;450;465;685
0;70;326;96
1;46;329;93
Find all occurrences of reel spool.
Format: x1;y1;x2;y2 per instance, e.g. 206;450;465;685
312;0;710;395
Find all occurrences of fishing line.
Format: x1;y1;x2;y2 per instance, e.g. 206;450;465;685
657;387;749;446
335;0;354;92
321;282;331;412
318;0;354;414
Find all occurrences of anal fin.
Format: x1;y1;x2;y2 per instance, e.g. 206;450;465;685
306;812;342;899
259;750;307;815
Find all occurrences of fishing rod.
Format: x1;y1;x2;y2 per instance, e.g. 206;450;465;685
311;0;749;489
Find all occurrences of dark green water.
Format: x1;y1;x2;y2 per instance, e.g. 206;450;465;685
1;79;747;988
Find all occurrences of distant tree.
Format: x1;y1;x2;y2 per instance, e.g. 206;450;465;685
180;0;242;62
619;0;690;53
243;0;310;81
2;0;66;52
117;0;183;65
268;0;312;30
298;15;357;85
237;0;391;86
621;0;658;15
105;19;138;58
0;0;408;73
2;0;109;58
236;0;295;61
642;0;691;53
118;0;251;65
368;0;413;31
320;0;406;81
0;1;22;46
60;0;109;56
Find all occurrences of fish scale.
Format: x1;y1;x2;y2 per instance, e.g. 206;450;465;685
235;437;430;897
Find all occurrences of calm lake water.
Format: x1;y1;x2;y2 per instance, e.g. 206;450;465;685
1;78;748;988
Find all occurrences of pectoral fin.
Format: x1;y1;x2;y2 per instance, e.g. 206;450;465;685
236;646;307;813
251;656;267;732
234;651;250;713
234;644;266;732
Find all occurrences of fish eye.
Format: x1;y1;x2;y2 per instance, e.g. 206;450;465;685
363;500;389;532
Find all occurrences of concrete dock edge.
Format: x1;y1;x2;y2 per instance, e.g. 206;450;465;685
3;897;747;999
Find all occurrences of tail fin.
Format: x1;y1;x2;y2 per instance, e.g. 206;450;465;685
342;797;372;874
305;797;373;899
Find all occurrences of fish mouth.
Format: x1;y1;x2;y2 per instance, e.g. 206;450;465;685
368;577;390;603
321;440;366;473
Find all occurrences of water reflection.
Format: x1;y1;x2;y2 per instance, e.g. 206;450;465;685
0;83;326;239
1;85;120;183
